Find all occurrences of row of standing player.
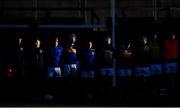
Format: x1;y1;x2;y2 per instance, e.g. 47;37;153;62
13;33;96;79
11;33;178;81
118;33;178;78
116;33;178;97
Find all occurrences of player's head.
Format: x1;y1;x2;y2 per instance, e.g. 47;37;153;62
53;37;59;47
89;41;93;49
172;33;176;40
86;41;93;49
168;32;176;41
104;36;111;45
154;33;158;41
126;40;131;49
18;36;22;45
72;33;76;43
35;37;41;48
68;33;76;44
142;36;148;45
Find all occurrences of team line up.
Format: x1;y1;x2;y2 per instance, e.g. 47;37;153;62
5;33;179;79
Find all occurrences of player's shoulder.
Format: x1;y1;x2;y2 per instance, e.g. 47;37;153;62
71;48;76;52
58;46;63;50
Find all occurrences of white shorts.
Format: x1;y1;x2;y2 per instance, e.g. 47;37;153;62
81;70;95;78
163;62;177;74
135;66;150;77
150;64;162;75
47;67;62;78
100;68;114;77
63;64;77;76
117;68;132;77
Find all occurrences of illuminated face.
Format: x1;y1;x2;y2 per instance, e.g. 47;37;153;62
88;41;93;49
127;42;131;49
142;36;147;45
55;38;59;47
72;36;76;43
35;39;41;48
18;38;22;45
70;34;76;44
106;37;111;45
154;34;157;40
172;34;176;40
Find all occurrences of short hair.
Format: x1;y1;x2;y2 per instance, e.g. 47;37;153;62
103;35;111;41
171;32;175;35
56;37;59;41
71;33;76;37
53;36;59;41
69;33;76;38
142;35;147;40
85;40;93;44
35;37;40;41
67;33;76;40
17;35;23;41
17;35;22;38
105;35;111;38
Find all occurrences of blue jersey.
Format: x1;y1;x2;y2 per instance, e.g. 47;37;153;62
49;46;63;67
82;49;96;70
63;48;77;64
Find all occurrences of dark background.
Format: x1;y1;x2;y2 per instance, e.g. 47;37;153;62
0;0;180;106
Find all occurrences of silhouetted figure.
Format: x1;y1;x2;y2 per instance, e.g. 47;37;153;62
149;33;162;97
98;36;115;102
162;33;178;96
31;37;44;79
117;40;135;99
15;36;26;79
135;35;151;98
